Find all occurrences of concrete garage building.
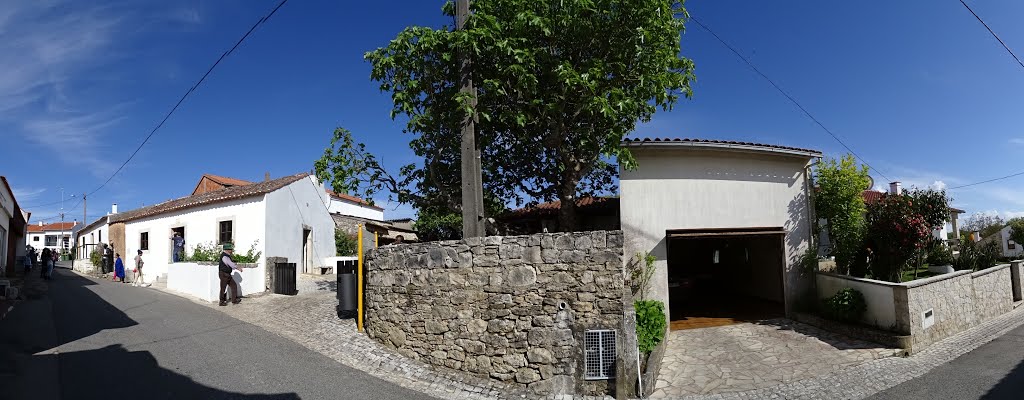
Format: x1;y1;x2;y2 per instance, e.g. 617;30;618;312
620;138;820;328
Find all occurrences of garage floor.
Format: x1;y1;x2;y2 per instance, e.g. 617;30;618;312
651;319;896;397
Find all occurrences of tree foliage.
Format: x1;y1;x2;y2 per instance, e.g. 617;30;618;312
866;188;950;282
335;231;359;256
962;212;1005;239
363;0;696;231
814;155;870;274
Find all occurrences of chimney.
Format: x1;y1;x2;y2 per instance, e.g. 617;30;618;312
111;203;118;214
39;221;44;227
889;182;902;195
265;172;270;182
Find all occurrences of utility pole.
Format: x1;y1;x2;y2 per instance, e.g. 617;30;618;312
83;193;87;259
457;0;486;238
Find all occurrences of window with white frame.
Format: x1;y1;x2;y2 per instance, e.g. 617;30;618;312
140;232;149;251
218;220;233;244
45;235;57;247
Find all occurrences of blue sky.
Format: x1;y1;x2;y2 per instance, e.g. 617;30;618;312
3;0;1024;225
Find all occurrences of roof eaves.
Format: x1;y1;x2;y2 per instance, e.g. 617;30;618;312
622;138;822;158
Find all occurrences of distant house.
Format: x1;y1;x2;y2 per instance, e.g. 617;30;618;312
325;189;384;221
497;197;620;235
27;221;78;253
982;225;1023;259
109;173;336;284
1;176;30;276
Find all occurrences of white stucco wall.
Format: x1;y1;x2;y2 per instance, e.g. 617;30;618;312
27;230;73;252
817;272;898;330
997;226;1023;258
265;176;337;274
327;197;384;221
0;185;12;270
620;148;816;316
75;221;109;259
167;262;263;302
123;197;266;284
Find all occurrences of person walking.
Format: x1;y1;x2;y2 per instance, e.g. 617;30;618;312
40;248;53;279
23;246;33;274
218;243;243;306
133;250;145;287
113;254;125;283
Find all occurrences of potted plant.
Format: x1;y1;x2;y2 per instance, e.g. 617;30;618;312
926;242;955;274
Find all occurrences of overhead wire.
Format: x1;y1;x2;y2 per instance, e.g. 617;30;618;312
688;16;892;183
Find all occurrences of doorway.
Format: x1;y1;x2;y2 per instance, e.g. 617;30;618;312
666;228;786;330
171;227;185;262
302;229;312;274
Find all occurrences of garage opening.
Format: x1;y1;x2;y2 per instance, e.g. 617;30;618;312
666;228;786;331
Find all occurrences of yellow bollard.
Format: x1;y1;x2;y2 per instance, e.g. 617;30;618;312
374;231;379;248
357;224;364;332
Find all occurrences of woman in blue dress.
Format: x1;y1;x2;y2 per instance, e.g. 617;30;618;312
113;253;126;283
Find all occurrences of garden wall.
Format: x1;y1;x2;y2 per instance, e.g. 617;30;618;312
364;231;625;397
167;261;262;302
817;264;1018;353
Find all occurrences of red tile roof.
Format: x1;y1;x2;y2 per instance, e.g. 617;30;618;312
325;189;384;211
862;190;885;205
28;221;78;232
112;173;309;223
203;174;252;187
503;197;619;218
622;137;822;156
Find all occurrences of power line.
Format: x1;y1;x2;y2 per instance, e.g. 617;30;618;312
76;0;289;208
958;0;1024;70
949;171;1024;190
688;16;892;182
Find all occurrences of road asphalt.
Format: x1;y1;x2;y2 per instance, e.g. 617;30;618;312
867;321;1024;400
0;264;436;400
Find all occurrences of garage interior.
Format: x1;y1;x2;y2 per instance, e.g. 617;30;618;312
666;228;786;330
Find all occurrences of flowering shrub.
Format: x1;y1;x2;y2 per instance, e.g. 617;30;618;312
866;188;950;282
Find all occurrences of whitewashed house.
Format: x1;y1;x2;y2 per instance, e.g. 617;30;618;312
1;176;31;275
326;189;384;221
27;221;78;253
109;173;336;293
985;225;1023;259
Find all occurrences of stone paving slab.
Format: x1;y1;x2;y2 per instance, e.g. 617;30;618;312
652;319;897;398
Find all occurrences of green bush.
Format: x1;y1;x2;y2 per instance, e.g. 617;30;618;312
634;300;666;354
823;288;867;323
927;242;954;266
185;242;220;262
954;239;1000;271
233;241;262;264
89;249;101;266
336;231;359;256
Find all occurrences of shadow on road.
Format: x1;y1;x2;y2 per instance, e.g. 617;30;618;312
49;270;138;346
47;344;300;400
983;358;1024;399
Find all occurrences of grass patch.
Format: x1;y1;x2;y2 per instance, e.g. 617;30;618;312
900;264;943;282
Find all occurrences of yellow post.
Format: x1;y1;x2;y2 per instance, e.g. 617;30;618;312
374;231;379;248
357;224;364;332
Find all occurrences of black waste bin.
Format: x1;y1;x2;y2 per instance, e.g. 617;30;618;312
337;260;358;318
273;262;297;295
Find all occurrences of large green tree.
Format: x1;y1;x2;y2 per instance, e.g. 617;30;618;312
364;0;695;231
814;155;871;275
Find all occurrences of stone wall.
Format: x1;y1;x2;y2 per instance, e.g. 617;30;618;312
970;265;1013;323
364;231;625;397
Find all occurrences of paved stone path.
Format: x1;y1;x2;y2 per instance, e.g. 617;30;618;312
150;272;1024;400
652;319;897;397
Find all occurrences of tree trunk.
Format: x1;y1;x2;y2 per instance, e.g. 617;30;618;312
557;179;579;232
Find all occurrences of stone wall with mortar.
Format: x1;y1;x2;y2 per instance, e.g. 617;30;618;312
364;231;625;397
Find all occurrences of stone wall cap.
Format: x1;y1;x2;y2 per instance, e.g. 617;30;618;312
900;270;974;288
816;271;905;288
970;263;1011;279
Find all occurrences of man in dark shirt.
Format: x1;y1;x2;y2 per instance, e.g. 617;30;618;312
218;243;243;306
171;233;185;262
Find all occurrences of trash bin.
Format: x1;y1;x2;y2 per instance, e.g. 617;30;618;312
273;262;297;295
337;260;358;318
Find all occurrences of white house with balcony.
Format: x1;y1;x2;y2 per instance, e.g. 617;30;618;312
109;173;335;300
27;221;78;253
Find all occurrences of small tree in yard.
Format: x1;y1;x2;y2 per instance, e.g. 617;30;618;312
866;188;950;282
629;252;665;357
814;155;870;275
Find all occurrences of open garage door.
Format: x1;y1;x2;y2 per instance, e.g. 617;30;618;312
666;227;786;330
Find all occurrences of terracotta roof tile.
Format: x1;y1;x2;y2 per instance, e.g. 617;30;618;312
111;173;309;223
203;174;252;187
622;137;822;155
325;189;384;211
862;190;885;205
28;221;78;232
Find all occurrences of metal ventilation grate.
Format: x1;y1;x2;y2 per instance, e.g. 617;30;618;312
584;329;616;380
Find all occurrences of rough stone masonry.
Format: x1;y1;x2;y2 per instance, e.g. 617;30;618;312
364;231;625;397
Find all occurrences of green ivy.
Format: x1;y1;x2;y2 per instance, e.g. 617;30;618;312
335;231;359;256
823;288;867;323
185;242;221;262
634;300;666;355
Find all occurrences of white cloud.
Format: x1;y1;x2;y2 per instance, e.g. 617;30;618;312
1010;138;1024;145
11;187;46;203
930;180;947;191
